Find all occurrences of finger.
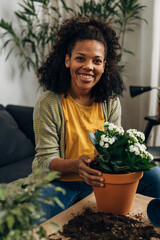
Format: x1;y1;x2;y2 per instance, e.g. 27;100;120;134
80;155;91;163
80;173;104;187
80;170;104;183
82;171;104;182
83;158;92;165
79;163;102;176
79;155;93;166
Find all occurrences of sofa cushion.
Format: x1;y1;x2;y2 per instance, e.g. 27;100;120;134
0;104;4;110
0;156;33;183
6;105;35;145
0;110;35;167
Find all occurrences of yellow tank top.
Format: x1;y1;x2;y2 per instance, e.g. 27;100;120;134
60;94;104;181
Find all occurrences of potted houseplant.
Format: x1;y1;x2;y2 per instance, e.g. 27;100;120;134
0;168;65;240
88;122;156;215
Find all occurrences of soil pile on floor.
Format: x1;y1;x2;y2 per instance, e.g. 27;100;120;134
48;208;160;240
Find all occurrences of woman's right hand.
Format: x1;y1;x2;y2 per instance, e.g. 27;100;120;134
75;155;104;187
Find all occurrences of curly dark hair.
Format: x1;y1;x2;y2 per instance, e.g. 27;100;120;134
37;16;124;102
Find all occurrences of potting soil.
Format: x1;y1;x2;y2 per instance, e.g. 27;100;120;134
48;208;160;240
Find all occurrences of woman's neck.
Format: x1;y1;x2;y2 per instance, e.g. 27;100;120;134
69;89;93;106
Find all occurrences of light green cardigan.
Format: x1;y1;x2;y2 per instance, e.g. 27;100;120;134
32;91;122;172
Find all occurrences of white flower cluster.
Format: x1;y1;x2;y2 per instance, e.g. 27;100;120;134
126;129;145;143
96;122;154;162
99;134;116;148
99;122;124;149
104;122;124;136
129;142;153;160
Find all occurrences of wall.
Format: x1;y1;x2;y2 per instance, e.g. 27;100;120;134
0;0;41;107
121;0;154;131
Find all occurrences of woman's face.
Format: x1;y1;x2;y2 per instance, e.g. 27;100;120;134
65;40;106;95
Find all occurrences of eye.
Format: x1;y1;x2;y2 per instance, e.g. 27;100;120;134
94;59;103;64
76;56;84;61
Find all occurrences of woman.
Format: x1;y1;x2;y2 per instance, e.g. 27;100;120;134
32;17;160;223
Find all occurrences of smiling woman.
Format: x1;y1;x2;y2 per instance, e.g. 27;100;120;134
32;16;124;225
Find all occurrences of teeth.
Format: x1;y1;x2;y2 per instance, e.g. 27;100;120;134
79;74;94;79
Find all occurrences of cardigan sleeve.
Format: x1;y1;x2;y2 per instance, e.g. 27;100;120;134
103;97;122;127
32;91;64;172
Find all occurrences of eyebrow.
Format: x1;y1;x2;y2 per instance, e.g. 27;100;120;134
76;52;104;59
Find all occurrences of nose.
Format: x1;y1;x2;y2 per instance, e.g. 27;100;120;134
83;60;94;71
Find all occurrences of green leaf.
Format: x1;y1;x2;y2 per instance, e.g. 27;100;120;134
0;19;12;31
15;12;29;22
123;48;135;55
3;39;12;49
99;155;109;163
99;161;112;171
53;196;65;210
55;187;66;195
60;0;74;12
88;132;96;147
36;226;47;238
0;210;8;220
5;47;15;61
32;0;47;3
6;215;15;230
18;3;36;16
113;164;130;172
109;137;128;150
0;186;6;200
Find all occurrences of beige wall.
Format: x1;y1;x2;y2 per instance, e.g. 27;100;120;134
0;0;40;106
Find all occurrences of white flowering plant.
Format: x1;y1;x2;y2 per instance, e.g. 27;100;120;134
88;122;156;174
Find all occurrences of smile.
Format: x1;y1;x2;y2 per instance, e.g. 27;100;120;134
78;73;94;80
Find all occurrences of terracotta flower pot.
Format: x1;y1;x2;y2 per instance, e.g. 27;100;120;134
93;171;143;215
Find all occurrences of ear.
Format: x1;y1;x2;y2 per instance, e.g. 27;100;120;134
65;54;70;68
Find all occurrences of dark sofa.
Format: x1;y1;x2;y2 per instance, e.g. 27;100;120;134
0;104;35;183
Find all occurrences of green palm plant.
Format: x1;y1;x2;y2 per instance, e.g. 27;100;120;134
76;0;119;22
0;0;73;74
115;0;147;69
0;0;147;75
76;0;147;72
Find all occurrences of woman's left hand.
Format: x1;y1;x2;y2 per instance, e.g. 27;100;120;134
75;155;104;187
